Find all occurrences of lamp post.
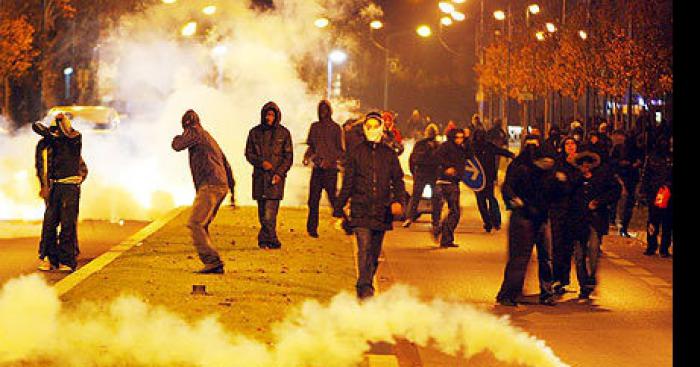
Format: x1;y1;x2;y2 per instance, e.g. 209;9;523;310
327;50;347;100
63;67;73;102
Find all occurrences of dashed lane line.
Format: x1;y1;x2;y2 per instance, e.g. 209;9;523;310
605;250;672;298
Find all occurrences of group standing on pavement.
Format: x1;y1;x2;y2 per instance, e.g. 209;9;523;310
31;99;672;306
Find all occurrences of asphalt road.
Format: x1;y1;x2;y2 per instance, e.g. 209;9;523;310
0;220;148;286
377;184;673;367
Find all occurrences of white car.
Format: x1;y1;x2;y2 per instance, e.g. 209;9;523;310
44;106;120;132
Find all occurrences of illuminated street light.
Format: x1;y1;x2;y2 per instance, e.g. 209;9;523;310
441;16;453;26
63;67;74;76
162;0;176;4
528;4;540;14
181;21;197;37
579;30;588;40
212;45;228;57
370;20;383;30
452;0;466;4
535;31;546;41
494;10;506;21
451;11;466;22
416;25;432;38
314;17;329;28
439;2;455;14
545;22;557;33
202;5;216;15
329;50;348;64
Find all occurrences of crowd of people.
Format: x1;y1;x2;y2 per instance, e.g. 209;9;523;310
31;100;672;305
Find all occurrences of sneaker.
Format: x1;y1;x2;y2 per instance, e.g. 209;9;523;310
578;290;592;300
440;243;459;248
496;298;518;307
37;259;55;271
494;225;501;231
431;227;440;243
195;263;224;274
308;231;319;238
402;220;412;228
553;283;566;295
57;264;75;273
267;242;282;250
258;242;269;249
484;225;492;233
660;252;672;258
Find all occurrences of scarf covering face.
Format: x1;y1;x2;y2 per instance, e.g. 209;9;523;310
363;113;384;143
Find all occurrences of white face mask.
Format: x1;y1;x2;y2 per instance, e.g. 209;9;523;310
363;117;384;143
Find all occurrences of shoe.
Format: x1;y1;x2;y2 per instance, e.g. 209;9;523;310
440;243;459;248
484;226;492;233
619;229;631;238
539;296;556;306
553;283;566;295
402;220;412;228
431;227;440;243
37;259;55;271
195;264;224;274
643;250;656;256
57;264;75;273
660;252;672;258
494;225;501;231
308;231;319;238
258;242;269;249
578;289;592;300
496;298;518;307
267;242;282;250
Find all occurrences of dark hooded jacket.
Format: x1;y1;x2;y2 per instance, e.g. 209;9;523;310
471;129;514;185
568;155;622;238
172;122;235;193
641;143;672;203
245;102;293;200
32;122;87;183
434;128;470;184
408;136;440;179
304;100;344;170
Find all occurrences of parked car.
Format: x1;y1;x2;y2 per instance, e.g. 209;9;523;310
44;106;120;132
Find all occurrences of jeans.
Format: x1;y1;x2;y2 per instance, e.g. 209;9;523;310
354;227;385;298
188;185;227;266
551;211;573;286
475;184;501;230
436;183;460;246
39;183;81;268
573;227;601;292
618;177;639;231
257;199;281;246
405;174;438;223
646;199;673;254
307;167;338;233
496;212;554;301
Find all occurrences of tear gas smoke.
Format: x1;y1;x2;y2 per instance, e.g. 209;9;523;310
0;275;568;367
0;0;375;220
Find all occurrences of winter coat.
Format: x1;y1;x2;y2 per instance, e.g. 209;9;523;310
334;141;406;231
501;155;558;225
610;142;642;183
472;140;514;184
172;123;235;192
434;139;469;184
486;126;508;147
34;137;88;188
31;123;86;182
382;128;404;156
245;102;293;200
568;167;621;238
408;137;440;179
641;152;672;203
304;100;344;170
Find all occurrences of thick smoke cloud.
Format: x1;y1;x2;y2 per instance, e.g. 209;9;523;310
0;275;568;367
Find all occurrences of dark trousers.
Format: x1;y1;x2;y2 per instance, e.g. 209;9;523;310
257;199;281;247
474;183;501;230
405;174;438;223
646;200;673;254
188;185;227;266
618;177;639;231
496;212;554;301
354;227;385;298
551;211;573;286
573;227;601;292
435;183;460;246
39;183;80;268
307;167;338;233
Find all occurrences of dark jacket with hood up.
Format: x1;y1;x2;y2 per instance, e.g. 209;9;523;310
472;129;514;185
245;102;293;200
304;100;344;170
172;122;235;193
568;156;621;238
408;136;440;179
434;129;470;184
334;140;406;231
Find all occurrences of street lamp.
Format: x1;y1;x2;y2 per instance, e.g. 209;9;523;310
63;67;73;101
181;21;197;37
452;0;466;3
416;25;432;38
314;17;329;28
162;0;176;4
370;20;383;30
439;2;455;13
545;22;557;33
535;31;545;41
441;16;453;26
451;11;466;22
579;30;588;40
327;50;347;100
202;5;216;15
494;10;506;21
526;4;540;28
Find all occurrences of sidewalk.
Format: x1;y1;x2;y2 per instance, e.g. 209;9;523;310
59;206;356;344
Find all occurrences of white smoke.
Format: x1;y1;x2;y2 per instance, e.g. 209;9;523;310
0;0;375;220
0;275;568;367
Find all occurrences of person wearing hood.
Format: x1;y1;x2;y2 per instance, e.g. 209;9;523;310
32;113;87;272
172;109;235;274
641;136;673;257
471;113;486;132
432;127;470;247
569;120;584;143
486;118;509;172
245;102;293;249
567;151;621;299
584;131;610;165
544;126;563;157
381;111;404;156
303;100;344;238
609;129;642;237
333;112;406;299
496;135;559;306
472;129;516;233
403;123;441;228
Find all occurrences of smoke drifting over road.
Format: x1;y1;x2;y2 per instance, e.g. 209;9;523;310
0;275;568;367
1;0;373;220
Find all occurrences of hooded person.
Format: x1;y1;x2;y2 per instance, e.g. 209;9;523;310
641;135;673;257
471;128;515;232
172;109;236;274
381;111;404;156
544;126;563;157
303;100;344;238
403;123;441;228
245;102;293;249
32;113;87;272
333;111;406;299
496;134;558;306
432;126;470;247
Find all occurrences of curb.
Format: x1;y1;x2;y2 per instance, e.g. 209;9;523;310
54;207;187;297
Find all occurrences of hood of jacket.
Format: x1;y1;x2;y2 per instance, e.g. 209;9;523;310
318;100;333;123
260;101;282;127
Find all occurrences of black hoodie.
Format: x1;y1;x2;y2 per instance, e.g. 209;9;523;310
304;100;344;170
245;102;293;200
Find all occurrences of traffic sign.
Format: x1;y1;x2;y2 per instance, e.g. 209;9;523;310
461;156;486;192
